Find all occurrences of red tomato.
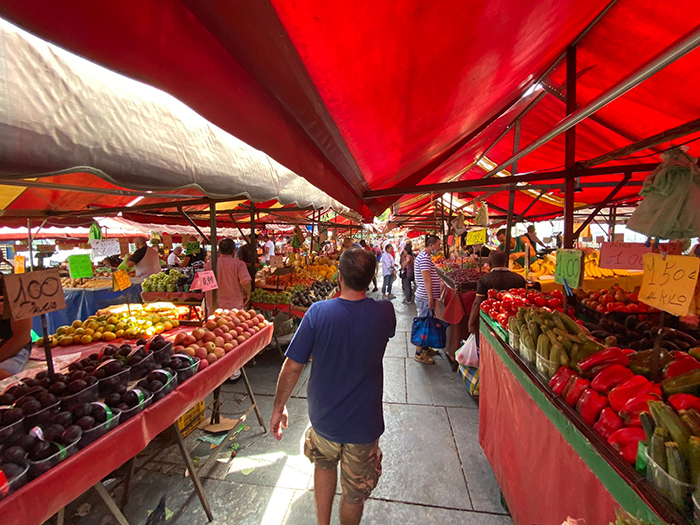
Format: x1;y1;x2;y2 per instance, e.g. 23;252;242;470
588;292;600;301
596;304;608;313
496;292;504;301
497;313;509;328
628;303;639;313
533;296;548;308
547;297;563;309
487;289;498;299
601;294;614;305
551;290;564;300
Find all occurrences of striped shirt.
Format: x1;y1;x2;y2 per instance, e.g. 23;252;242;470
414;251;440;300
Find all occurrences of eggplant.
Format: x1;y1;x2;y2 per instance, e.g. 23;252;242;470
664;328;699;346
636;322;652;333
661;340;681;352
625;315;638;331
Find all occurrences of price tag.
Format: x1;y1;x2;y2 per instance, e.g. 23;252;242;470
2;268;66;320
162;233;173;249
192;270;217;292
270;255;284;268
112;270;131;291
595;236;605;244
465;229;487;245
118;238;130;255
68;254;94;279
639;254;699;316
14;255;25;274
554;249;584;288
185;242;201;255
90;238;121;258
599;242;652;270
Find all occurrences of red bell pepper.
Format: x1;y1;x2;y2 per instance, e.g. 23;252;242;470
577;347;630;378
563;376;591;407
664;358;700;380
608;376;661;412
576;388;608;425
549;367;577;396
667;393;700;412
621;348;636;356
618;394;660;427
594;407;623;439
591;365;635;395
608;427;646;464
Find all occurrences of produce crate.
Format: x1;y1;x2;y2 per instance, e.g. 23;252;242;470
177;400;205;437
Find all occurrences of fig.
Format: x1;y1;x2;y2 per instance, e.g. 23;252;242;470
15;434;37;451
43;424;65;442
1;445;26;465
76;416;95;430
0;393;15;406
0;462;22;480
67;380;87;394
29;441;55;461
60;425;82;445
48;382;68;396
37;393;57;408
52;411;73;428
20;400;42;415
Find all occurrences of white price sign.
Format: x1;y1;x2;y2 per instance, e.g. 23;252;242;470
90;238;121;257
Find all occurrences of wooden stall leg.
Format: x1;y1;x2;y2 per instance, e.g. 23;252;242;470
171;424;214;522
120;457;136;510
241;368;266;432
210;387;222;425
93;482;131;525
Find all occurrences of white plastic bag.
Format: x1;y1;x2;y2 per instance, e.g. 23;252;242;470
456;334;479;367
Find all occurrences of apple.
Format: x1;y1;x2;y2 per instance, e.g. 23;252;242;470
255;314;265;324
204;341;216;353
174;332;187;345
213;327;224;337
223;333;233;343
216;318;227;327
236;335;246;344
198;358;209;371
205;320;217;331
223;342;234;353
230;339;239;348
202;331;216;343
247;309;257;318
247;329;256;337
214;347;225;359
252;326;260;333
192;328;205;341
195;347;208;360
219;325;229;333
214;336;225;347
235;326;244;336
183;334;196;346
206;353;218;364
184;346;196;357
257;322;266;330
174;345;186;353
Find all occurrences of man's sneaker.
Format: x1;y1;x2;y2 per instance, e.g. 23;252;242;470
426;348;439;356
387;294;396;299
414;351;435;365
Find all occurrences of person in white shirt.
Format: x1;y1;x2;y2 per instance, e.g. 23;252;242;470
381;244;397;299
262;235;276;263
167;246;183;266
126;237;161;279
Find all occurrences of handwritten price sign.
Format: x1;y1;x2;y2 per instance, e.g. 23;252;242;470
68;254;94;279
599;242;652;270
190;270;218;292
465;229;487;245
185;242;201;255
639;254;699;316
90;238;121;258
162;233;173;249
2;268;66;320
112;270;131;291
14;255;25;274
554;249;584;288
270;255;284;268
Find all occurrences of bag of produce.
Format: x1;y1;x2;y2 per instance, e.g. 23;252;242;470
410;310;448;349
456;334;479;367
475;203;489;227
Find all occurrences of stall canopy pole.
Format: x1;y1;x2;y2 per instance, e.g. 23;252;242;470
178;207;210;244
608;207;617;242
563;45;577;249
574;174;631;238
209;201;218;310
250;204;257;290
505;119;522;258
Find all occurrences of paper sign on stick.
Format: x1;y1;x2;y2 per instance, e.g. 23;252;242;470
191;270;217;292
554;249;584;288
2;269;66;320
185;242;201;255
68;254;94;279
112;270;131;291
90;238;121;258
465;229;487;245
639;254;699;317
270;255;284;268
599;242;652;270
14;255;25;274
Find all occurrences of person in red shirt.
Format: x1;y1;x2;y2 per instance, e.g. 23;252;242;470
204;238;251;311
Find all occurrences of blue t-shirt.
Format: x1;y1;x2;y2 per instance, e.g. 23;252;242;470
285;297;396;444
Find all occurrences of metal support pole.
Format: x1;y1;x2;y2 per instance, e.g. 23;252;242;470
250;204;257;288
564;46;577;249
172;424;214;522
574;174;631;238
209;201;218;310
27;219;34;271
178;207;210;244
504;119;522;257
608;207;617;241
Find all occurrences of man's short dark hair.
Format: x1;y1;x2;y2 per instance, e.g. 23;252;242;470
426;235;439;247
219;238;235;255
338;248;376;291
489;250;508;268
496;228;506;238
359;240;367;248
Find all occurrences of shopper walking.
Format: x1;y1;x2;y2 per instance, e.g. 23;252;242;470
400;243;415;304
413;235;442;364
381;244;396;299
360;240;378;292
271;247;396;525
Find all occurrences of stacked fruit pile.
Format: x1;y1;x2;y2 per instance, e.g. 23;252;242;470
576;286;655;315
251;288;291;305
141;269;186;293
60;277;113;289
480;288;567;329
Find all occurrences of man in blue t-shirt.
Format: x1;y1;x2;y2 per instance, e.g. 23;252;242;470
271;247;396;525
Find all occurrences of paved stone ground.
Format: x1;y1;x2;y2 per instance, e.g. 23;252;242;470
67;293;511;525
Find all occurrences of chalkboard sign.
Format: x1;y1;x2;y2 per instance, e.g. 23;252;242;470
2;269;66;320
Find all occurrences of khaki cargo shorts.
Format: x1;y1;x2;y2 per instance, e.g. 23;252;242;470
304;426;382;504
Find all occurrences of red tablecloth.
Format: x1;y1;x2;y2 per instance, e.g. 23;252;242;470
436;285;477;360
478;323;675;525
0;325;273;525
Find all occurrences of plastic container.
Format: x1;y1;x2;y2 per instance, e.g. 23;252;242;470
0;410;25;446
646;451;694;518
23;401;61;430
119;391;153;422
150;371;178;402
508;330;520;350
536;354;561;380
0;461;29;499
78;407;122;448
173;355;200;384
519;339;535;364
150;341;174;365
97;368;131;397
128;352;155;380
60;381;99;409
26;438;80;478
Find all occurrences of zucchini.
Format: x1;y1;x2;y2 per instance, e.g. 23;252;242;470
536;334;550;360
651;427;668;471
640;411;655;444
649;401;691;458
689;436;700;485
665;442;690;511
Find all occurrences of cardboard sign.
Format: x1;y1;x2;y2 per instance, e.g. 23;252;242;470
195;270;218;292
613;233;625;242
185;241;201;255
162;233;173;249
13;255;25;274
112;270;131;291
270;255;284;268
595;236;605;244
118;238;130;255
90;238;121;258
599;242;652;270
68;254;94;279
465;229;487;246
36;245;55;252
2;268;66;320
554;249;584;288
639;254;699;317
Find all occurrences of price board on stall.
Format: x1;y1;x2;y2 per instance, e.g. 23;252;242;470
2;268;66;320
162;233;173;249
13;255;25;274
68;254;94;279
112;270;131;291
599;242;652;270
639;254;699;317
185;242;201;255
90;238;121;258
270;255;284;268
554;249;584;288
190;270;218;292
118;238;130;255
465;229;487;245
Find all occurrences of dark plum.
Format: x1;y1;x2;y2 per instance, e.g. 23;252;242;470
43;424;65;442
85;376;98;386
60;425;82;445
20;399;42;415
37;393;57;408
1;408;23;425
29;441;55;461
8;385;29;398
112;383;127;396
67;380;87;394
48;382;68;397
52;411;74;428
148;380;164;392
0;393;15;406
76;416;95;430
0;462;22;479
15;434;37;451
90;404;108;424
68;403;91;419
104;393;121;408
1;445;26;465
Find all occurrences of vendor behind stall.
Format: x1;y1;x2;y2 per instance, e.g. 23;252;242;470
468;250;527;333
179;235;207;267
126;236;161;278
167;246;183;266
101;255;122;270
496;228;536;267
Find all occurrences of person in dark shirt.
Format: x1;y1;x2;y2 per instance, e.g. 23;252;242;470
468;250;527;333
271;247;395;525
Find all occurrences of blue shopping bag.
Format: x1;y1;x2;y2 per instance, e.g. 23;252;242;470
410;310;448;349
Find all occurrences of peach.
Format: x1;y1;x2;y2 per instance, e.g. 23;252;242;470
206;353;218;364
195;347;208;360
204;341;216;353
214;347;225;359
202;331;216;343
198;358;209;371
